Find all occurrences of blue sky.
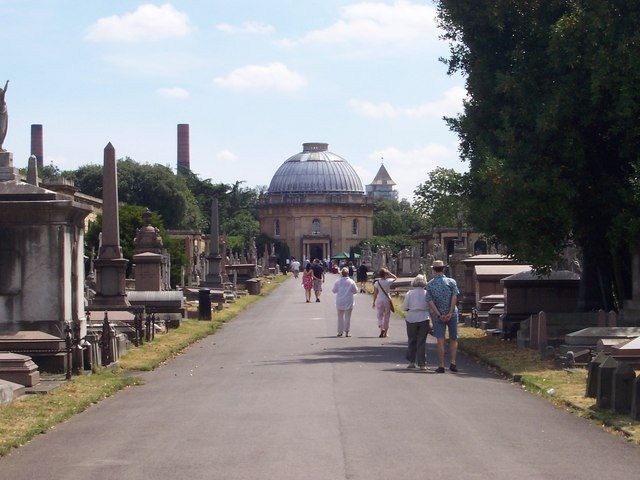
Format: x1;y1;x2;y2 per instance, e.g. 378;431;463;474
1;0;466;200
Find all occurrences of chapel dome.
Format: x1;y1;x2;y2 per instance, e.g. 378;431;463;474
267;143;365;194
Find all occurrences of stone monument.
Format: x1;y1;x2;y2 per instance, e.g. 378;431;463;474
133;209;164;291
202;198;223;289
0;81;8;153
91;143;130;309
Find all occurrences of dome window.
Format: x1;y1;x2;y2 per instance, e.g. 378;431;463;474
312;218;321;234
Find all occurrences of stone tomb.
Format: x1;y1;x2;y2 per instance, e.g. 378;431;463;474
460;255;518;313
0;153;90;338
0;352;40;387
501;270;580;324
0;331;66;372
611;336;640;366
473;264;531;309
565;327;640;349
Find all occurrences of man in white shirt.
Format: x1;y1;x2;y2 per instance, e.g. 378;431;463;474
332;267;358;337
290;257;301;278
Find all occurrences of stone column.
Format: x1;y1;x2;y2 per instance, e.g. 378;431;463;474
30;124;44;170
91;143;130;308
203;197;223;289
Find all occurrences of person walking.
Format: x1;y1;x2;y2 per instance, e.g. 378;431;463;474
347;261;354;279
372;268;397;338
290;257;301;279
302;264;314;302
402;274;430;370
332;267;358;337
356;263;368;293
311;259;325;302
425;260;460;373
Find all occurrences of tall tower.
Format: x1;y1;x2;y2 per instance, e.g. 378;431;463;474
30;124;44;170
177;123;190;174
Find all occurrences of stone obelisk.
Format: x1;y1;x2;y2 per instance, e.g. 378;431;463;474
91;143;130;308
203;197;223;289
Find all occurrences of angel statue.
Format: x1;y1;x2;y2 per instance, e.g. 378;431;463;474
0;80;8;151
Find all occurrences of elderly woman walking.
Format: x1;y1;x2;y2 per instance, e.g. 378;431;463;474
332;267;358;337
402;275;430;370
372;268;397;338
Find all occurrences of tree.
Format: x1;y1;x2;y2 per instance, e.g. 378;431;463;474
373;198;425;237
73;159;204;230
437;0;640;309
413;168;468;229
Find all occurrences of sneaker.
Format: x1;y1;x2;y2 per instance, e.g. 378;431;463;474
382;330;388;338
345;332;351;337
316;298;320;303
435;367;445;374
378;331;384;338
407;363;417;369
419;365;428;371
337;333;343;337
449;364;458;373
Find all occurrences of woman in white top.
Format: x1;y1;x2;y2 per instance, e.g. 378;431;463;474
372;268;397;338
332;267;358;337
402;274;430;370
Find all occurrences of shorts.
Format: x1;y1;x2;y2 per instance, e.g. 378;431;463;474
313;278;323;292
433;314;458;340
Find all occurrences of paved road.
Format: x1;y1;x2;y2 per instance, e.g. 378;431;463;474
2;275;639;479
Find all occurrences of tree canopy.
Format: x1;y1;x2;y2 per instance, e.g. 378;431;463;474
437;0;640;309
413;167;468;230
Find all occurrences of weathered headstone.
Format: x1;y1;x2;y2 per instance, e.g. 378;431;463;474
612;363;635;414
596;356;619;409
631;376;640;421
203;198;223;289
586;351;608;398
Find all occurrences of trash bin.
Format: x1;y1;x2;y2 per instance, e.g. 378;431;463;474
198;288;212;320
246;278;261;295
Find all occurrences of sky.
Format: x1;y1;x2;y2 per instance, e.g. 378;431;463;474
0;0;467;200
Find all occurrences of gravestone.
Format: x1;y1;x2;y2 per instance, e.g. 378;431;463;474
596;356;619;409
203;198;224;289
0;352;39;387
91;143;130;309
631;377;640;421
612;363;635;414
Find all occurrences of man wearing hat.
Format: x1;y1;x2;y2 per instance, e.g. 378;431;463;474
425;260;459;373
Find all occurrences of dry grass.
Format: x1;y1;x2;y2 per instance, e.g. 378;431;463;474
457;325;640;444
0;274;290;456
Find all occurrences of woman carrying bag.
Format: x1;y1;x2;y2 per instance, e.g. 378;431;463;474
372;268;397;338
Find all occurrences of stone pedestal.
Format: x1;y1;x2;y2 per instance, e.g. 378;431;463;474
0;352;39;387
133;252;163;291
0;151;17;181
92;257;130;308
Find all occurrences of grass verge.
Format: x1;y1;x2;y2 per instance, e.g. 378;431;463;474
457;325;640;444
0;274;290;457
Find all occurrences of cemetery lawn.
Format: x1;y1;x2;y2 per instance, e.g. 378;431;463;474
0;274;290;457
388;293;640;444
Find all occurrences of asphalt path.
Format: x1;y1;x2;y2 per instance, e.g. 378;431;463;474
1;275;640;479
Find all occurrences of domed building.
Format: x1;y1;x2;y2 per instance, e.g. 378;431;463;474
259;142;374;262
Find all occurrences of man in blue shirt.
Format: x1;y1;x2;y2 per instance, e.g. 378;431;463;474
425;260;459;373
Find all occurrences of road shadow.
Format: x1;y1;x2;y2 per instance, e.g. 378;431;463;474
257;342;499;380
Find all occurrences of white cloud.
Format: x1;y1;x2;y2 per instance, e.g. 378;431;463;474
156;87;189;99
216;21;275;35
364;144;464;200
214;63;307;92
349;87;467;119
85;3;192;42
277;1;441;55
216;149;238;162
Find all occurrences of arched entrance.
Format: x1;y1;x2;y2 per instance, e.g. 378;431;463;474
309;244;323;262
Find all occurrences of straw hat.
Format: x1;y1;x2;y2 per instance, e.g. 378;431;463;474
432;260;445;268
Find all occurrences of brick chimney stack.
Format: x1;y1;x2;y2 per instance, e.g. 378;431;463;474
30;124;44;170
177;124;190;173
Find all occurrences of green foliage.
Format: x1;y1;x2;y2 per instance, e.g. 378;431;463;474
372;198;426;237
437;0;640;307
75;159;204;230
359;235;414;253
413;168;469;229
